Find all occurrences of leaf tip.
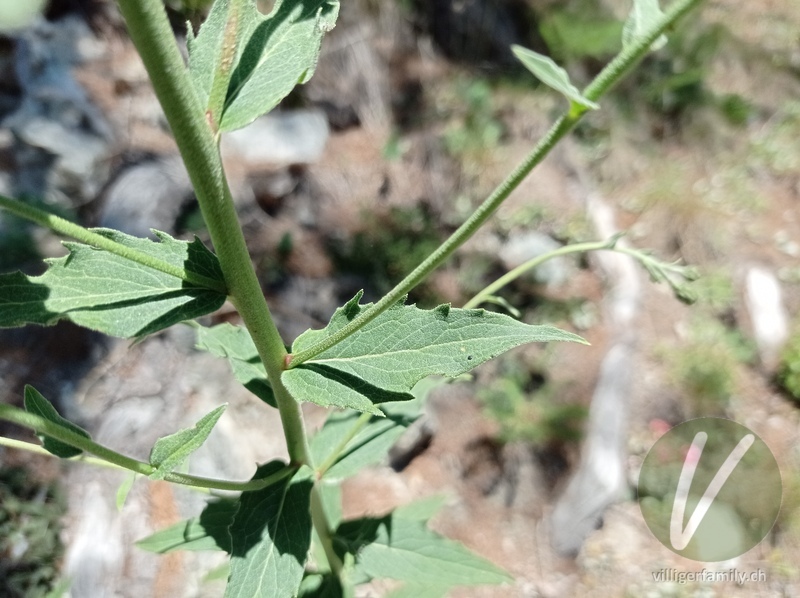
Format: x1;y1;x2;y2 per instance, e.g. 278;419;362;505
343;291;364;320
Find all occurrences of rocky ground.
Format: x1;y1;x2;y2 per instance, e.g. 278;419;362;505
1;0;799;596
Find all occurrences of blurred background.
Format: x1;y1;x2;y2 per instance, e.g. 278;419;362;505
0;0;798;596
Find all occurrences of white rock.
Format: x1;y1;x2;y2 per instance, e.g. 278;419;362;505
745;266;789;371
221;109;330;168
99;157;191;237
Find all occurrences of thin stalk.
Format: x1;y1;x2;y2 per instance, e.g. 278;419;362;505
0;403;151;474
289;114;573;366
582;0;703;103
164;464;296;493
0;407;295;493
0;194;226;294
0;435;130;471
464;240;614;309
289;0;704;367
310;484;344;577
316;412;372;478
116;0;311;466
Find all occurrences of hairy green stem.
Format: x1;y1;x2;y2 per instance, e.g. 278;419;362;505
0;403;151;474
116;0;311;466
165;464;296;493
582;0;703;103
289;0;705;367
0;194;227;293
0;435;131;471
316;412;372;478
288;113;575;368
310;484;344;577
464;240;617;309
0;406;296;492
464;235;698;310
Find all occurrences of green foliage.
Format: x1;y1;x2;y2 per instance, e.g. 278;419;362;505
718;93;754;126
622;0;667;52
539;10;622;62
512;45;598;113
752;101;800;176
0;467;66;598
311;410;412;480
195;322;277;406
663;316;754;413
690;267;735;312
443;79;504;161
0;230;226;338
148;405;227;479
331;204;443;298
226;463;314;598
334;506;511;591
478;357;586;445
0;215;39;272
778;328;800;402
0;0;708;594
188;0;340;132
24;386;91;459
626;22;726;119
283;291;585;414
137;498;238;553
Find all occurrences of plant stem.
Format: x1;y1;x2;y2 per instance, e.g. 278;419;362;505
116;0;311;467
0;404;151;474
288;113;575;367
0;194;226;294
463;240;616;309
310;484;344;577
316;412;372;478
0;435;130;471
164;464;296;493
289;0;705;367
582;0;703;103
0;408;296;493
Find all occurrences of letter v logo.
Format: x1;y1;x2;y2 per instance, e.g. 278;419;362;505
639;418;782;562
669;431;754;550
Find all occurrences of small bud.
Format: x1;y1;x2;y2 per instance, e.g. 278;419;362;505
675;285;698;305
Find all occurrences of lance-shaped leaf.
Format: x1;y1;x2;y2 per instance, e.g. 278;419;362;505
283;293;585;414
116;473;138;511
334;505;511;589
189;0;340;132
623;0;667;51
311;378;437;480
511;45;599;112
195;323;276;407
23;385;91;458
137;498;238;553
226;462;314;598
312;411;411;481
0;230;226;338
148;405;227;480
